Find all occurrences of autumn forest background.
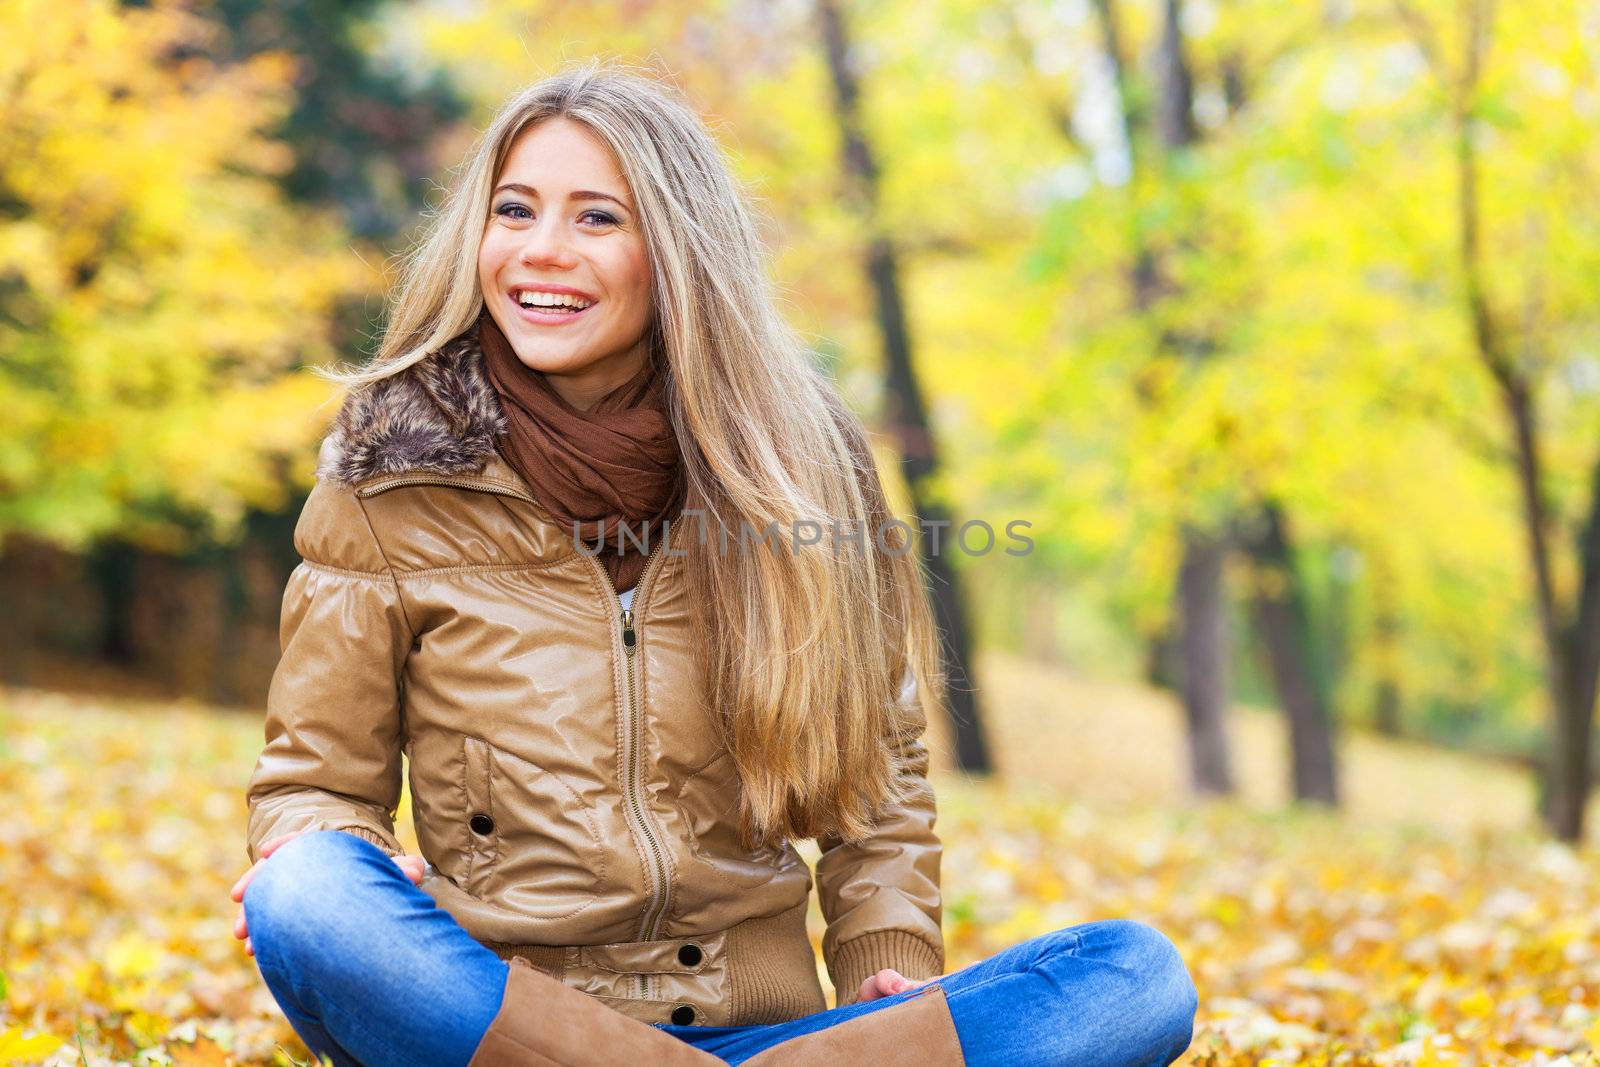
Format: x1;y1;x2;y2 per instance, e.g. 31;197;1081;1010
3;0;1600;1064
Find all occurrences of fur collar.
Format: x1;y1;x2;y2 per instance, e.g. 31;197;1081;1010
317;328;507;486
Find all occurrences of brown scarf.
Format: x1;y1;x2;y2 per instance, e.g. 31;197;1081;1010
477;310;683;593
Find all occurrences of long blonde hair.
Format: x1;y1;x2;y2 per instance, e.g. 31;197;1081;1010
335;59;945;848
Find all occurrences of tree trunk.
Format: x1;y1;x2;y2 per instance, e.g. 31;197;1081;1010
1549;453;1600;839
1154;0;1238;795
1570;453;1600;780
90;540;138;663
1443;14;1591;838
1178;530;1234;795
1369;558;1403;736
1155;0;1198;149
0;544;33;687
1244;503;1340;805
1497;365;1584;837
1088;0;1237;792
815;0;991;773
1373;678;1402;738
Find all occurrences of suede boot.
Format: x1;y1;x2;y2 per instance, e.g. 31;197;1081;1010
741;979;965;1066
466;957;966;1067
467;957;722;1066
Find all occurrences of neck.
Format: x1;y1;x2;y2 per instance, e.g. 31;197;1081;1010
545;342;650;412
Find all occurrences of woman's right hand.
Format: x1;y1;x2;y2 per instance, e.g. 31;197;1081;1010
229;830;426;956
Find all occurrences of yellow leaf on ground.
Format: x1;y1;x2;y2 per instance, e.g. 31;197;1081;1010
0;1027;64;1065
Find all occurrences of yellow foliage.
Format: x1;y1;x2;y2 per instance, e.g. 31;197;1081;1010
0;0;374;550
5;684;1600;1065
0;1028;63;1066
105;933;162;981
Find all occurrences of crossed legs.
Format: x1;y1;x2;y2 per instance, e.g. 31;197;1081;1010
245;831;1196;1067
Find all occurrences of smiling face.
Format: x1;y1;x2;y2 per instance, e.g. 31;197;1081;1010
477;116;654;412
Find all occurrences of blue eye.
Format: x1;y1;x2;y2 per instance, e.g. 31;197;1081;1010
493;204;616;226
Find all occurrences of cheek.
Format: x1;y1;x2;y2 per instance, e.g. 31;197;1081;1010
614;247;653;316
478;230;509;285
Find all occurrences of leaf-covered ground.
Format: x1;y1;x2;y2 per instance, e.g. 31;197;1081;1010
4;686;1600;1065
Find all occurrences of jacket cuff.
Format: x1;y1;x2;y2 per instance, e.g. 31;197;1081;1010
248;821;401;862
330;824;402;856
827;930;944;1007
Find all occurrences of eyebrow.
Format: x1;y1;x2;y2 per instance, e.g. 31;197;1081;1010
491;182;631;211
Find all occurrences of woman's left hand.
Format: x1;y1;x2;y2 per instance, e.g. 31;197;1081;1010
855;967;948;1003
229;832;426;957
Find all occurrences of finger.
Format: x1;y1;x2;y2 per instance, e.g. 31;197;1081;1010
230;858;265;903
259;832;303;858
232;830;307;902
885;969;924;995
393;855;426;885
893;969;927;991
230;859;259;901
232;855;272;902
860;970;896;1001
233;904;248;941
245;936;254;957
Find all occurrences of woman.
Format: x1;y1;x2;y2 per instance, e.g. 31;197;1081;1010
231;62;1197;1067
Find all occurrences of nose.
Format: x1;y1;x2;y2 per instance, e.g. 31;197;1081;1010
518;214;578;270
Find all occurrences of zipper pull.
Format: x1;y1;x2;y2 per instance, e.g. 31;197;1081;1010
621;607;636;656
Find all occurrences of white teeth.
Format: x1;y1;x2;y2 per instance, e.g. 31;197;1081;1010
516;290;593;309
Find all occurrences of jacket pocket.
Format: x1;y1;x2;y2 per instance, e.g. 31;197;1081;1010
673;751;792;875
463;736;499;886
458;734;606;918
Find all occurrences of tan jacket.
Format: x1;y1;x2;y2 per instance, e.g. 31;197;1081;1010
245;330;944;1028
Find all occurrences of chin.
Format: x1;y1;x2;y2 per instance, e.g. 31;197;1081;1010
506;347;584;374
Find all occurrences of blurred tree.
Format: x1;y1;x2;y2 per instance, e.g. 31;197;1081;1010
1389;0;1600;841
1144;0;1240;800
0;0;369;552
207;0;467;245
814;0;991;774
1051;0;1346;803
81;0;470;701
1368;560;1405;737
0;0;379;694
1243;503;1339;804
1202;0;1539;772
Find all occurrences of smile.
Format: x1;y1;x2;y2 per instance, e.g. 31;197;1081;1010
509;286;597;325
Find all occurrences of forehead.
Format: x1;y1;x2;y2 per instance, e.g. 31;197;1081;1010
497;117;632;202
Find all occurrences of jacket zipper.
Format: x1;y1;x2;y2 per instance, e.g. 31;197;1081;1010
593;533;675;995
356;471;678;995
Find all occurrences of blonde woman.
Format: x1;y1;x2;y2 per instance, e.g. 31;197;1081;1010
229;63;1196;1067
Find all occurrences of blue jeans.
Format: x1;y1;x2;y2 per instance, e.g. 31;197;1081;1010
245;831;1197;1067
